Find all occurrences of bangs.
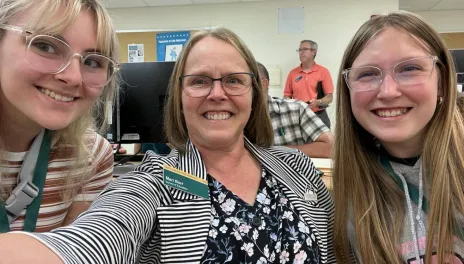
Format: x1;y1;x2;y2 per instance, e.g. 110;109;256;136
20;0;117;59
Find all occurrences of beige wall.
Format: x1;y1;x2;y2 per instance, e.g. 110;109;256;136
109;0;399;126
414;10;464;33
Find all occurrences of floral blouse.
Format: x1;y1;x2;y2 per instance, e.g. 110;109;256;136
201;168;321;264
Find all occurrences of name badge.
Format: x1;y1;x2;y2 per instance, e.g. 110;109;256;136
295;75;303;82
163;165;209;199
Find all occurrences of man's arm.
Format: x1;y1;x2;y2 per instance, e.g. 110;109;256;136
286;132;333;158
321;68;334;105
294;101;333;158
319;93;333;106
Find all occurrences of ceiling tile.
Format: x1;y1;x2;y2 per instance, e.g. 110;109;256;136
101;0;148;8
399;0;441;11
143;0;193;6
431;0;464;10
192;0;239;4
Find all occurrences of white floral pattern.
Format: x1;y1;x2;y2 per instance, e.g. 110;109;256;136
201;168;320;264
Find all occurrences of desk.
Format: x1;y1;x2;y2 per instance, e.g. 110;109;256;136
311;158;333;190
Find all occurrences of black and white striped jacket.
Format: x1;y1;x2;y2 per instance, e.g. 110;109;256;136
28;138;335;263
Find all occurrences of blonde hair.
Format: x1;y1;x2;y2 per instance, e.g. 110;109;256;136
164;27;274;153
333;11;464;264
0;0;120;200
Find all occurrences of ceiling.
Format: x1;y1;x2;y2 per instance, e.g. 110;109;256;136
101;0;272;9
101;0;464;11
400;0;464;11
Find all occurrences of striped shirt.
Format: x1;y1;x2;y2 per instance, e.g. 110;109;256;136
19;138;335;263
1;130;113;232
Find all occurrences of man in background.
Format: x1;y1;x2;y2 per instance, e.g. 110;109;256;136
284;40;334;128
258;62;333;158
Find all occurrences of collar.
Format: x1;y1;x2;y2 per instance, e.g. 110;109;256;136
268;95;281;115
175;138;307;199
299;62;320;73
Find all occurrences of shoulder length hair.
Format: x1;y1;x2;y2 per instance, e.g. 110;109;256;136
333;11;464;264
164;27;274;153
0;0;120;200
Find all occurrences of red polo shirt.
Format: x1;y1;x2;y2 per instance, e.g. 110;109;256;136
284;63;334;112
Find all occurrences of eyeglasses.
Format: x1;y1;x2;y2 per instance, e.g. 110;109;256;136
296;48;314;53
342;56;439;92
0;25;120;88
180;72;254;98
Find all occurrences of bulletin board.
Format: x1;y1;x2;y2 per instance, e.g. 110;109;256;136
117;30;199;63
441;32;464;49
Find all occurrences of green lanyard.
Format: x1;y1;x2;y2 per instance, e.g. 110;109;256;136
0;129;52;232
380;154;464;242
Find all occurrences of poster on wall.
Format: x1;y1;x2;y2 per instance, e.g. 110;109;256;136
156;31;190;62
128;44;144;63
278;7;304;34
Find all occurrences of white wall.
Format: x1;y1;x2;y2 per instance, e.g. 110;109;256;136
109;0;399;126
414;10;464;33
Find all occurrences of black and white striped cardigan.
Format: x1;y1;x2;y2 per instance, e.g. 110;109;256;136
26;138;335;263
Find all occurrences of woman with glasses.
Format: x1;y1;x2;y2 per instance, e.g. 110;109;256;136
332;11;464;264
0;27;335;263
0;0;119;233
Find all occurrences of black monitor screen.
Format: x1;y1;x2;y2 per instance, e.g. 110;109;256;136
450;49;464;83
116;61;175;143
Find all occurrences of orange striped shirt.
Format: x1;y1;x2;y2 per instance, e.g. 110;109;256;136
1;130;113;232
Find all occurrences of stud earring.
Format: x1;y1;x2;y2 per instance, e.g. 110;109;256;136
438;96;443;105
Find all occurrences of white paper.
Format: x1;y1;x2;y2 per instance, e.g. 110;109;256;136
128;44;144;63
267;66;281;86
278;7;305;34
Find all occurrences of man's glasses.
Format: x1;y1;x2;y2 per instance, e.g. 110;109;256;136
0;25;120;88
180;72;254;98
342;56;439;92
296;48;314;53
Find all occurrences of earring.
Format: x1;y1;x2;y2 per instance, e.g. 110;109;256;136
373;137;381;149
438;96;443;105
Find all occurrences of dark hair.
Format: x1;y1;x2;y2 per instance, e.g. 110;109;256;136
256;62;270;81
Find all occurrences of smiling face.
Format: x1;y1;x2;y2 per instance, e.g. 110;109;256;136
181;36;253;151
349;27;439;157
0;9;103;132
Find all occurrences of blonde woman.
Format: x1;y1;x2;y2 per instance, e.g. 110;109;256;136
0;27;334;264
333;11;464;264
0;0;119;232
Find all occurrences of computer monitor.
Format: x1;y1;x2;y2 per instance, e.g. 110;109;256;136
115;61;175;143
450;49;464;83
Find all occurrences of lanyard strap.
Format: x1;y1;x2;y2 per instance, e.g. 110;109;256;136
0;129;52;232
380;154;464;242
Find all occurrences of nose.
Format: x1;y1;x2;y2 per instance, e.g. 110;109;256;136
377;72;401;100
53;56;84;88
206;80;228;101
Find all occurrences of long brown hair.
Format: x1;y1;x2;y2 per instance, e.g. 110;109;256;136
333;11;464;264
164;27;274;153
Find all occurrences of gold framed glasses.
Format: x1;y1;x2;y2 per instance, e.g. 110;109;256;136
0;25;120;88
180;72;254;98
342;56;439;92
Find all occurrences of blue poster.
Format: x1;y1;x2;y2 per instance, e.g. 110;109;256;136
156;31;190;62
